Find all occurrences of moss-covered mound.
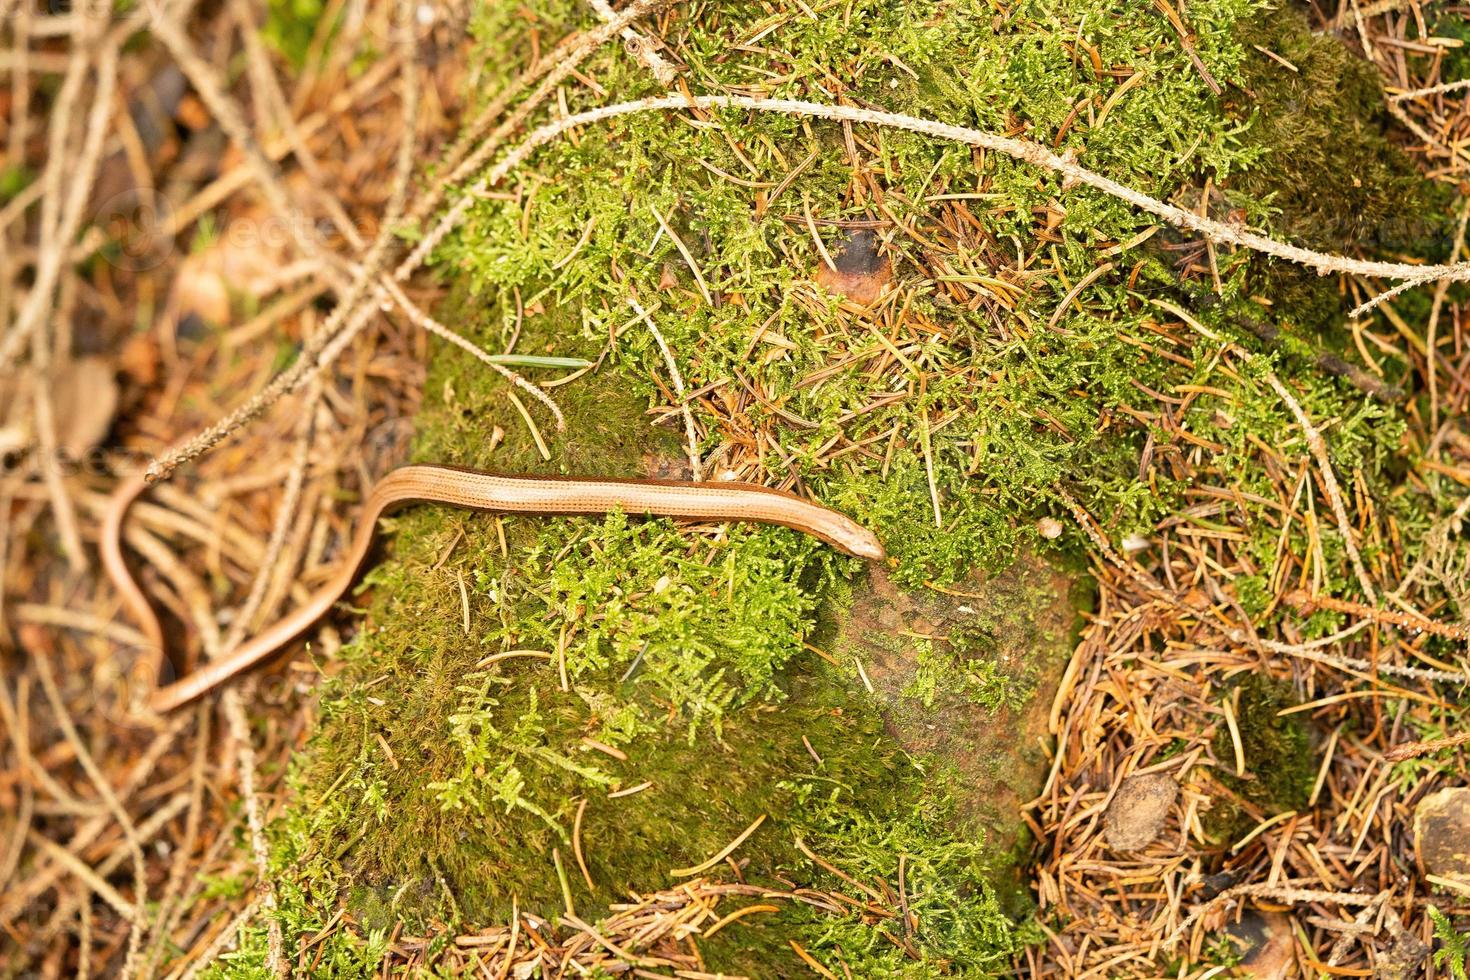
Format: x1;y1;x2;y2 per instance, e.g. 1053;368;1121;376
255;315;1045;976
221;0;1454;975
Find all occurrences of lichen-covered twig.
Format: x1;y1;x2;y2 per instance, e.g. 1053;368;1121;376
1286;589;1470;642
410;95;1470;291
1165;882;1388;950
587;0;677;85
1384;729;1470;762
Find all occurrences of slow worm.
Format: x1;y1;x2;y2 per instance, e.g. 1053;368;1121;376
102;465;886;713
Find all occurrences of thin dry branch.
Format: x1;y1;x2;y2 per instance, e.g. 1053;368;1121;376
629;297;703;479
1262;371;1378;602
410;95;1470;290
587;0;677;85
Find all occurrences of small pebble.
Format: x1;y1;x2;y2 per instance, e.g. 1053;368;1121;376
1103;772;1178;851
1225;910;1294;980
813;228;891;305
1376;929;1431;980
1414;787;1470;887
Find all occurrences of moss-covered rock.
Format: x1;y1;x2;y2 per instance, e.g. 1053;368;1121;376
261;295;1040;975
828;559;1082;866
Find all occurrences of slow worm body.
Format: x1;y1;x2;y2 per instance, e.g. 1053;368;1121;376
102;466;885;713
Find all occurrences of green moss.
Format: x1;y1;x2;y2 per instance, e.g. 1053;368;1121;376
412;288;683;476
1217;6;1456;341
309;639;908;928
776;783;1042;977
230;0;1468;974
1205;675;1316;843
1231;7;1446;253
906;632;1035;714
1430;907;1470;980
261;0;330;71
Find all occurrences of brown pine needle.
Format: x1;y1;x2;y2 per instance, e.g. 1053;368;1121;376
650;202;713;305
573;799;596;893
702;903;781;939
506;389;552;461
788;939;840;980
670;815;767;878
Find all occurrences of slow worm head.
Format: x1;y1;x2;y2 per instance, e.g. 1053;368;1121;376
102;466;885;713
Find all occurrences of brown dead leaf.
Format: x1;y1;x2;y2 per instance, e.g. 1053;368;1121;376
170;204;294;325
51;357;119;458
0;357;119;462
